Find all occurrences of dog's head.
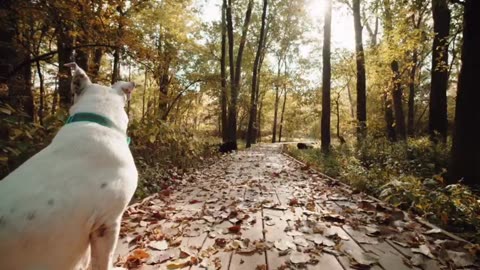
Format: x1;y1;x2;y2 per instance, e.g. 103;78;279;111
65;62;135;104
65;62;136;131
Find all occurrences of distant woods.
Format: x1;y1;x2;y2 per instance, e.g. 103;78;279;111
0;0;479;186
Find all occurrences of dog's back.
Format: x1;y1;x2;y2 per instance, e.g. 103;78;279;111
0;63;137;270
0;122;137;269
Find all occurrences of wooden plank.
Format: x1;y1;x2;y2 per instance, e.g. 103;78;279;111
263;208;291;270
228;180;267;270
342;225;413;270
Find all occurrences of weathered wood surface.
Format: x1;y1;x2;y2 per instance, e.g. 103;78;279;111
114;144;477;270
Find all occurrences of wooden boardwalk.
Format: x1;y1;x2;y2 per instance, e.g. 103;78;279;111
114;144;477;270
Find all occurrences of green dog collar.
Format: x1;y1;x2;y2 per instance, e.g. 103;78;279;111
65;112;131;145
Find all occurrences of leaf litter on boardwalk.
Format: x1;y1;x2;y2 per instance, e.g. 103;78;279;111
114;145;479;270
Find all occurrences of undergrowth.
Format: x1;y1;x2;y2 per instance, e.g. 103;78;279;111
285;137;480;243
0;106;219;200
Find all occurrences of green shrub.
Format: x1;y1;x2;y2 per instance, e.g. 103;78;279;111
285;137;480;242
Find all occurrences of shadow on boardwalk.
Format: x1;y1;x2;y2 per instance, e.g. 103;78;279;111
114;144;478;270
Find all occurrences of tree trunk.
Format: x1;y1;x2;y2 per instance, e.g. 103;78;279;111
36;60;45;125
346;79;355;118
257;92;265;141
75;37;89;73
429;0;450;142
384;92;396;141
112;8;125;85
335;93;341;139
321;0;332;152
272;57;282;143
247;0;268;148
90;48;103;81
0;0;34;121
51;76;58;115
226;0;254;149
390;60;406;140
353;0;367;141
142;68;147;122
112;47;121;84
450;0;480;186
408;50;417;136
220;0;228;142
57;22;73;108
278;89;287;142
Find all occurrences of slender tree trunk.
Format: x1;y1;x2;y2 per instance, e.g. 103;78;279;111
257;92;265;141
227;0;254;149
272;57;282;143
372;16;379;47
51;76;58;115
346;79;355;119
142;68;147;122
36;60;45;125
384;92;396;141
278;89;287;142
112;48;121;84
429;0;450;142
75;36;89;73
158;60;171;120
335;94;341;139
390;60;406;140
353;0;367;141
247;0;268;148
111;9;125;85
450;0;480;186
57;22;73;108
408;50;417;136
321;0;332;152
220;0;228;142
90;48;103;81
383;0;400;141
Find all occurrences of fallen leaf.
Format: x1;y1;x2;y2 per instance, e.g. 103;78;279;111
228;225;241;234
147;252;172;264
322;213;345;223
293;237;309;247
189;199;202;204
256;264;267;270
306;234;335;247
274;239;296;251
289;198;299;206
203;216;216;223
148;240;169;251
215;238;228;248
167;257;193;269
286;230;303;237
424;228;443;235
289;251;310;264
446;250;475;268
265;220;275;226
412;244;434;259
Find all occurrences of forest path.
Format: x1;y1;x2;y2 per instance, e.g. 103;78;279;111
114;144;475;270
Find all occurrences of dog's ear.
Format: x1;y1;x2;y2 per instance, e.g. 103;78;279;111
64;62;92;96
112;81;136;101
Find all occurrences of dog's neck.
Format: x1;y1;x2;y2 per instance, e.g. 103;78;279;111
69;84;129;133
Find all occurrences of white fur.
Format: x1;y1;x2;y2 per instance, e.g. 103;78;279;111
0;67;137;270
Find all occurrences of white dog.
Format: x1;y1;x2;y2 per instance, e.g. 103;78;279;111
0;63;138;270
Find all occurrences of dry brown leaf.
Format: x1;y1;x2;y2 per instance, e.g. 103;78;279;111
289;251;310;264
148;240;169;251
412;244;434;259
274;239;296;251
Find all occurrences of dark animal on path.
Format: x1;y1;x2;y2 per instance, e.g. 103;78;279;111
219;141;237;153
297;142;314;149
